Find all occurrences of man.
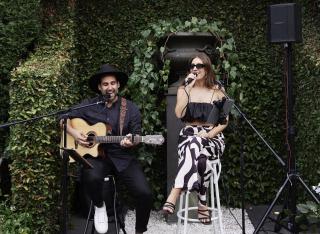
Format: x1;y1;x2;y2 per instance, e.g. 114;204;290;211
63;64;152;234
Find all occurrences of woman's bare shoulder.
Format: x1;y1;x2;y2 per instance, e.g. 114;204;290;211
212;85;226;98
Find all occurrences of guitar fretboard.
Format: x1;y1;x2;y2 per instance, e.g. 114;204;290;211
93;135;142;143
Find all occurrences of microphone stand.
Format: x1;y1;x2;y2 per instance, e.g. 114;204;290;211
239;114;245;234
0;99;105;234
218;83;286;234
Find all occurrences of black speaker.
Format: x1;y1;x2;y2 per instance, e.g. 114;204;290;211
267;3;302;43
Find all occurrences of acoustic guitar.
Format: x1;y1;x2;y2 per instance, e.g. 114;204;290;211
60;118;164;161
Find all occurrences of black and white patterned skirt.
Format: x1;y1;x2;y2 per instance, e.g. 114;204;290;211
174;125;225;201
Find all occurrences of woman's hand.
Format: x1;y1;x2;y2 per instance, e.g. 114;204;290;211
184;73;197;88
197;130;211;138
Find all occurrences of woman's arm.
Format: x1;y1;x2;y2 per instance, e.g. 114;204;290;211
175;72;198;118
207;117;228;138
196;117;228;139
206;87;229;137
175;86;191;118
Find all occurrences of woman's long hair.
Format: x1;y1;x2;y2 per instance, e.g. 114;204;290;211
188;52;216;88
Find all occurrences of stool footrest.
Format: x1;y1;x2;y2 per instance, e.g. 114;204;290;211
177;207;219;222
176;159;225;234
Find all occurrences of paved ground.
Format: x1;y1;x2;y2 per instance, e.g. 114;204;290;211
124;208;255;234
69;206;255;234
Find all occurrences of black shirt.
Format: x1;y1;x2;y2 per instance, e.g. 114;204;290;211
181;102;214;123
181;98;227;125
62;95;141;172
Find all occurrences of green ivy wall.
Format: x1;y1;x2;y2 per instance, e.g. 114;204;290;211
72;0;320;204
0;0;319;232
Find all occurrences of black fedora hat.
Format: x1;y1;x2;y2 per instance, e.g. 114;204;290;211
89;64;128;93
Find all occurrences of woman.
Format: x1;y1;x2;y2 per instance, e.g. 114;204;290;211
162;53;228;224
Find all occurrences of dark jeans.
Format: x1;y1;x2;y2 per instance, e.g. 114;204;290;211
81;157;152;233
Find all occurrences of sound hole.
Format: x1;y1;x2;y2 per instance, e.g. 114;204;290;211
86;132;96;148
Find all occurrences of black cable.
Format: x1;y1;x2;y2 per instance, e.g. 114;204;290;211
108;175;119;234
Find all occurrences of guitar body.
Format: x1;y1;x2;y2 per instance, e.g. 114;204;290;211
60;118;164;163
61;118;108;160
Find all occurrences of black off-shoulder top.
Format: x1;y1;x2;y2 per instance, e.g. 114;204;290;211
181;98;226;124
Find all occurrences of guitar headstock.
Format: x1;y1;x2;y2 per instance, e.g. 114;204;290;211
143;135;165;145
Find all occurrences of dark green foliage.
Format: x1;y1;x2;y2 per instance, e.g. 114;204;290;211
0;0;319;232
0;1;78;232
0;0;41;156
69;0;318;209
126;17;241;210
296;201;320;231
294;9;320;189
0;0;41;76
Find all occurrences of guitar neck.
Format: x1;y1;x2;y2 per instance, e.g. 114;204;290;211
94;135;142;144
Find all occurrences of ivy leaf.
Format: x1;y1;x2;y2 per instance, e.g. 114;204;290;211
184;21;191;27
191;17;198;24
230;66;237;79
141;30;151;38
148;83;154;90
223;60;230;69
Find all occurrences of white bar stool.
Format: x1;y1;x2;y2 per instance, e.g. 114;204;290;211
176;158;224;234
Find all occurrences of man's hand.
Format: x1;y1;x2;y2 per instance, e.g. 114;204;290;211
120;134;134;148
72;130;90;147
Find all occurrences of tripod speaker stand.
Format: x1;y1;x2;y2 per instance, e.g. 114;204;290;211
253;4;320;231
253;41;320;234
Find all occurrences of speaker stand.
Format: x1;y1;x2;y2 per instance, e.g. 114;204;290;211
253;43;320;233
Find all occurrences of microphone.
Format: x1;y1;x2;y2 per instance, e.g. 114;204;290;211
185;73;197;86
102;93;111;102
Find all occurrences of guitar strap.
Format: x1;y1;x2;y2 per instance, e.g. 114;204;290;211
119;97;127;136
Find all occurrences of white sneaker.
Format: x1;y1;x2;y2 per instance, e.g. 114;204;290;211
313;183;320;195
94;202;108;234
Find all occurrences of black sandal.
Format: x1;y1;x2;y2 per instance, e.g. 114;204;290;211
198;209;212;225
162;201;175;214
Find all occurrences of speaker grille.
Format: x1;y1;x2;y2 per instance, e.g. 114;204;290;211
267;3;302;43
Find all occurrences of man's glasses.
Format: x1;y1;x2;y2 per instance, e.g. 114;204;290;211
189;63;205;69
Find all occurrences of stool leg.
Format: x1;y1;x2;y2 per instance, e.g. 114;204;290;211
213;168;224;234
183;191;189;234
210;170;217;233
83;201;93;234
176;192;184;234
91;221;95;234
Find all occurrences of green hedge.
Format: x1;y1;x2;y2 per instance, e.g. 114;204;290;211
0;0;41;155
0;3;78;232
295;11;320;185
